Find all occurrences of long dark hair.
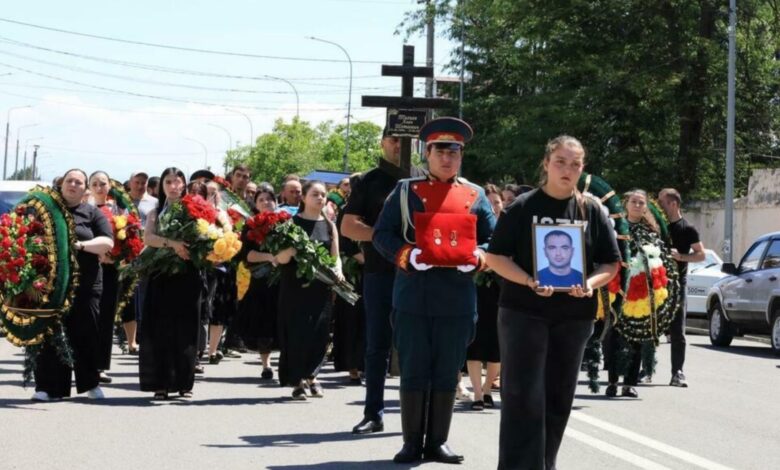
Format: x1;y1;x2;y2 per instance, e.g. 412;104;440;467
157;167;187;211
299;180;326;215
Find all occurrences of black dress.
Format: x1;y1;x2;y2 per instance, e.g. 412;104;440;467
277;215;333;387
236;225;279;354
138;211;203;393
332;212;365;373
467;274;501;363
34;202;113;397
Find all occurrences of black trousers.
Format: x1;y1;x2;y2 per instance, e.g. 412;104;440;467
34;290;101;397
605;329;641;386
97;264;119;370
669;289;687;375
497;308;593;470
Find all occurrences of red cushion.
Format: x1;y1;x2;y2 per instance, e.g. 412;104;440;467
414;212;478;267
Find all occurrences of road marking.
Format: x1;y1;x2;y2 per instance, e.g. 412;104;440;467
565;427;672;470
570;411;736;470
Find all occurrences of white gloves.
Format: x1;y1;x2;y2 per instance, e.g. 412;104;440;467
409;248;433;271
456;249;482;273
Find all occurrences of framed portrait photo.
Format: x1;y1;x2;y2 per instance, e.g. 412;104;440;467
531;224;587;292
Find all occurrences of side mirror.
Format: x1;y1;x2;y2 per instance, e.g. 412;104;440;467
721;263;737;275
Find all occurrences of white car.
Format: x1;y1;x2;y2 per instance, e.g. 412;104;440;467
685;249;726;317
0;180;48;214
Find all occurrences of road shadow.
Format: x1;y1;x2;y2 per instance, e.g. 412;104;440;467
169;396;291;407
0;398;52;410
266;460;420;469
575;393;642;402
692;343;776;360
205;430;401;449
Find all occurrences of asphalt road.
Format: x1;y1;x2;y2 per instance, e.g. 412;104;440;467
1;332;778;470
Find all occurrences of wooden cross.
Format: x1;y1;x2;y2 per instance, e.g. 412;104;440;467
362;45;452;176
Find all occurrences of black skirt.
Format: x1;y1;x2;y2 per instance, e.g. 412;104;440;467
236;275;279;353
139;268;202;392
467;280;501;363
97;264;119;370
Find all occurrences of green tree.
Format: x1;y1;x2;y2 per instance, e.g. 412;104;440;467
225;117;383;187
404;0;780;199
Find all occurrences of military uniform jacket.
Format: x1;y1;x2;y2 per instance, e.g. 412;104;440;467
373;175;496;317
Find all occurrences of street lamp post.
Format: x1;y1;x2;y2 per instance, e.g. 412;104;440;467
208;123;233;175
3;105;31;180
15;123;38;179
224;108;254;146
307;36;353;172
264;75;300;119
724;0;737;263
185;137;208;169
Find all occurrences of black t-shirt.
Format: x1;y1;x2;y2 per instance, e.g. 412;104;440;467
668;217;700;283
69;203;113;295
342;158;407;273
487;189;621;320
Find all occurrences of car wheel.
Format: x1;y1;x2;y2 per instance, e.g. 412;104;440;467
771;311;780;357
708;302;734;347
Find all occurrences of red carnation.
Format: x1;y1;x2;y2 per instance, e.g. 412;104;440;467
626;272;649;301
28;220;45;236
31;254;51;275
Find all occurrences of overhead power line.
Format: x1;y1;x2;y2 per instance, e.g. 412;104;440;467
0;36;386;87
0;16;433;65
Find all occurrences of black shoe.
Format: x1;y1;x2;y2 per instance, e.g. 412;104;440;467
483;394;495;408
352;417;384;434
393;390;427;463
291;387;307;401
98;371;112;384
621;386;639;398
261;368;274;380
670;371;688;388
605;384;618;397
208;354;221;365
423;391;464;464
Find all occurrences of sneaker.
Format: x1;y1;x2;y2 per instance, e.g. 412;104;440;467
292;387;307;400
309;382;324;398
261;367;274;380
621;386;639;398
31;391;51;402
208;354;221;365
222;349;242;359
670;371;688;388
98;371;113;384
194;365;205;374
87;386;105;399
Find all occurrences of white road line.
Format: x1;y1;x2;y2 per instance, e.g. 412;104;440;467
570;411;736;470
565;428;672;470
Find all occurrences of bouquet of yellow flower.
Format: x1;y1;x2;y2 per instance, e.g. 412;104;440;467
129;194;242;278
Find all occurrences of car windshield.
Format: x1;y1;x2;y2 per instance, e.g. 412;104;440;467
0;191;28;214
689;251;722;272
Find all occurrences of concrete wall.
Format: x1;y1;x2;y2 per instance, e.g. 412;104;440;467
684;168;780;260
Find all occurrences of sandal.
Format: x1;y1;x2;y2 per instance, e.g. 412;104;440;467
483;394;495;408
470;400;485;411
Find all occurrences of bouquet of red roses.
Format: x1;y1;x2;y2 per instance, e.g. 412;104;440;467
99;207;144;264
130;194;241;278
0;208;51;308
243;211;359;305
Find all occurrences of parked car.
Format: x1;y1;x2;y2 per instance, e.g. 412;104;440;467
0;180;47;214
706;231;780;355
685;249;726;318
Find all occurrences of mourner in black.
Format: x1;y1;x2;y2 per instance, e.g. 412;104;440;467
341;129;405;434
139;168;202;400
32;169;114;401
486;136;620;470
659;188;705;387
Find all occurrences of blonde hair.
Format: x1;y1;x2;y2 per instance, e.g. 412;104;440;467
538;135;587;219
623;189;660;234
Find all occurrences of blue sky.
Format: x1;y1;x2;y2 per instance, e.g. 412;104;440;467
0;0;458;182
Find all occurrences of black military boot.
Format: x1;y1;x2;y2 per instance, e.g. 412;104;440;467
393;390;427;464
423;391;464;464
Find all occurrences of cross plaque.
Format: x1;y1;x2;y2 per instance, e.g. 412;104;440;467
362;45;452;176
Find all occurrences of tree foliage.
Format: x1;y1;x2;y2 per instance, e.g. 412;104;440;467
224;118;382;188
405;0;780;199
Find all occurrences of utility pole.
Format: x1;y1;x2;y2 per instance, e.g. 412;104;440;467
459;0;466;119
3;105;30;180
31;144;39;180
724;0;737;263
422;0;435;104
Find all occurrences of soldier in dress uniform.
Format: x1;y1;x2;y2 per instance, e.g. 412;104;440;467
373;117;496;464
